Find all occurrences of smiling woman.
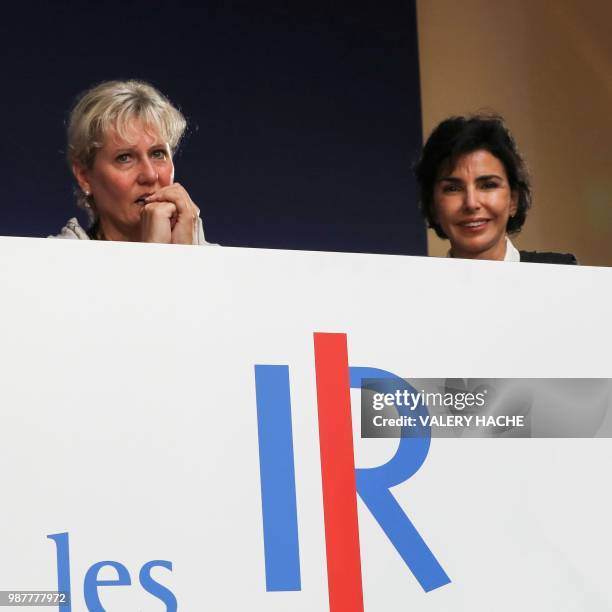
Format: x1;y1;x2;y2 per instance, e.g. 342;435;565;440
415;114;577;264
53;80;210;244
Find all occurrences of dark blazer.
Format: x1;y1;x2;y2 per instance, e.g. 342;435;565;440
519;250;578;265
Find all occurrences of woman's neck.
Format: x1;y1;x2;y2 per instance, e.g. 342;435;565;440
98;219;141;242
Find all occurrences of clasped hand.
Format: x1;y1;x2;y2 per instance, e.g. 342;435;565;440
139;183;200;244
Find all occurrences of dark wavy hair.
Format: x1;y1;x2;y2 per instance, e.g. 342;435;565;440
414;114;532;239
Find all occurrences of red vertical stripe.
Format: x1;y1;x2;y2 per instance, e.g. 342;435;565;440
314;332;364;612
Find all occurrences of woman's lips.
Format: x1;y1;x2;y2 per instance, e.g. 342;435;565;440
458;219;489;232
134;193;152;204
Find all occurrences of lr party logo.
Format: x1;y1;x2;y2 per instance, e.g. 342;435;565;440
38;332;446;611
254;332;450;612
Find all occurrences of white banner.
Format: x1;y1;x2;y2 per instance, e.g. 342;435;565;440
0;237;610;611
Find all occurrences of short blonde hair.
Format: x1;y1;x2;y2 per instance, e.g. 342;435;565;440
67;80;187;214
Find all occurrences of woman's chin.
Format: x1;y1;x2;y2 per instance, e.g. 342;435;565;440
450;235;502;259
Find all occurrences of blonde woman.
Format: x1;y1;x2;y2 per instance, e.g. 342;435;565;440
55;80;209;244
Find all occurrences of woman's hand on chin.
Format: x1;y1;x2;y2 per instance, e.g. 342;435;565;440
140;183;199;244
140;200;175;243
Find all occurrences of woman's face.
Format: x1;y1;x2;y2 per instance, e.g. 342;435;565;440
73;118;174;240
433;150;518;260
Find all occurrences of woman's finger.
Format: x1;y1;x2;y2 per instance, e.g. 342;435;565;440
140;201;177;243
144;183;200;245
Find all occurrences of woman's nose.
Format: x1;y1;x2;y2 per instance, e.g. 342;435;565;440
462;186;481;211
137;158;158;184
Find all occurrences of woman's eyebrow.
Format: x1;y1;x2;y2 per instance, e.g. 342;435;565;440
437;176;462;183
476;174;503;181
110;144;136;152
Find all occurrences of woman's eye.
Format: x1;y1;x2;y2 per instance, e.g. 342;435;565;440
481;181;499;189
442;184;461;193
151;149;168;160
116;153;131;163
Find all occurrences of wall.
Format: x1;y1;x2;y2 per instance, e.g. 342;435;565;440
0;2;425;256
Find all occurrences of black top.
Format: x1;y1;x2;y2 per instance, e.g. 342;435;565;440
519;250;578;265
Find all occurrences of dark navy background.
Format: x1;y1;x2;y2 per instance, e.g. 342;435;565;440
0;1;425;254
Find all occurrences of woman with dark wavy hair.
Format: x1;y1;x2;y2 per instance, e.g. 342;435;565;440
414;114;576;263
